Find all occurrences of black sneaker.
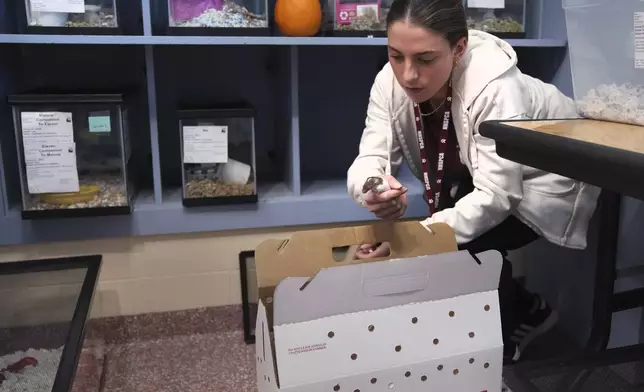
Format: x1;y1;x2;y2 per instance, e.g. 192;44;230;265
509;294;559;357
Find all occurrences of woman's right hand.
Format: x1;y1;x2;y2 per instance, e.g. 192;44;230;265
362;175;408;220
354;242;391;259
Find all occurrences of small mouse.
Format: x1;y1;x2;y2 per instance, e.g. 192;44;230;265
362;176;390;194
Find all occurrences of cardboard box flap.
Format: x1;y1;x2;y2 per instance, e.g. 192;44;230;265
255;221;457;292
255;301;280;391
273;249;503;326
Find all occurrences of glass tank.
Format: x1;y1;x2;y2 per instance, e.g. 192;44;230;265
179;106;258;207
22;0;119;33
465;0;526;38
332;0;388;36
166;0;269;35
8;93;134;219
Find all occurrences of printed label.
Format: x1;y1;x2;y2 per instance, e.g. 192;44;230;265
21;111;74;145
287;343;328;355
21;111;79;194
467;0;505;8
30;0;85;13
89;112;111;133
635;12;644;69
23;142;80;194
335;0;380;26
183;125;228;164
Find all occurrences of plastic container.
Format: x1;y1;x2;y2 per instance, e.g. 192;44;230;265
564;0;644;126
21;0;120;34
165;0;269;36
178;106;258;207
8;93;135;219
465;0;526;38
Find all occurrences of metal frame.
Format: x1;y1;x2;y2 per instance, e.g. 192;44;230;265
0;254;102;392
239;250;256;345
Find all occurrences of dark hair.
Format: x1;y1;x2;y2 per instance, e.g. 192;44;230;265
386;0;468;47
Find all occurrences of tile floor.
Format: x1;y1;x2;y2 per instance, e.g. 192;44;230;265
72;305;256;392
66;304;575;392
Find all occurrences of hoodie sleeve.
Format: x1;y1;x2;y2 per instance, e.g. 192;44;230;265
347;68;404;206
420;75;528;244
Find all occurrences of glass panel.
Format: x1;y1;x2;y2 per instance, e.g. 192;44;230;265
25;0;118;28
0;266;87;390
167;0;268;29
334;0;386;33
465;0;525;35
9;95;130;214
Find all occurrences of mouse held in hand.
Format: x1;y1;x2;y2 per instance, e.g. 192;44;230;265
362;176;390;194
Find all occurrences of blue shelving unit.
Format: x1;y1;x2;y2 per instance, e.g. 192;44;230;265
0;0;570;245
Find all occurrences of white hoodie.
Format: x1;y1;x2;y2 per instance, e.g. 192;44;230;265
346;30;601;249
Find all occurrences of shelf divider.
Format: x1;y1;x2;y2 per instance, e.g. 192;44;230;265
145;45;163;204
287;45;301;196
141;0;153;36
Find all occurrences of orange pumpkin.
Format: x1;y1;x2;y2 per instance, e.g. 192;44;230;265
274;0;322;37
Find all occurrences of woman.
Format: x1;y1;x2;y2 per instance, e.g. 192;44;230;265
346;0;601;364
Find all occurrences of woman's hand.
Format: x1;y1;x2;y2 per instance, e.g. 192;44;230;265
354;242;391;259
362;175;408;220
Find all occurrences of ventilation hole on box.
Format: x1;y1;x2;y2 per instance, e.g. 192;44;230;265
421;375;427;382
268;376;271;383
332;245;352;262
453;369;459;375
354;389;360;392
433;338;439;345
388;382;395;389
484;362;490;369
351;353;358;360
333;384;340;391
264;375;267;381
469;332;475;338
411;317;418;324
328;331;335;338
437;365;443;371
395;345;402;352
370;377;377;384
405;371;411;377
484;304;490;311
469;358;475;364
368;325;375;332
449;311;455;317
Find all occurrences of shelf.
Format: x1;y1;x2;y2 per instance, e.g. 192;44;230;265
0;179;429;245
0;0;573;245
0;34;567;47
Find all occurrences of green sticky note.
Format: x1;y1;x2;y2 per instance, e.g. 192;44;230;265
89;116;111;133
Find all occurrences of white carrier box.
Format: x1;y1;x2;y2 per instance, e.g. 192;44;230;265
254;221;504;392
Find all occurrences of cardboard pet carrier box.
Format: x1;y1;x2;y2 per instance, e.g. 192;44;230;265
254;221;504;392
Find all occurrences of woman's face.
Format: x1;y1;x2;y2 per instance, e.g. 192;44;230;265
387;21;466;103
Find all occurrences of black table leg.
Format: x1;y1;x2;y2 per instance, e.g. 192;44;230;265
585;190;622;352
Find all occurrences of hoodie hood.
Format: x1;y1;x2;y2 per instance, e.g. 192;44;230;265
452;29;518;109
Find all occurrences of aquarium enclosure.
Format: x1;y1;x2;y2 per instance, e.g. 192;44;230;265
166;0;269;35
331;0;389;36
9;93;134;219
179;107;258;207
465;0;526;38
20;0;120;34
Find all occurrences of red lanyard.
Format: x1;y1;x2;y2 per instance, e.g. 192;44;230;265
413;83;454;217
